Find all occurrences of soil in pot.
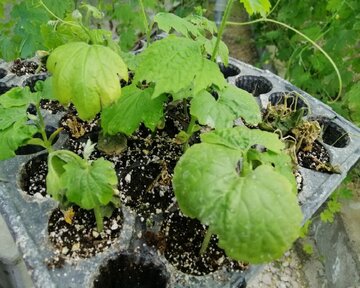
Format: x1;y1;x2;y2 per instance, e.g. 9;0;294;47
20;153;48;198
156;211;247;276
297;140;332;172
10;59;46;76
47;207;123;262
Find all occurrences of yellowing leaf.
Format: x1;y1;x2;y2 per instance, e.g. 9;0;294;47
63;207;75;224
240;0;271;17
47;42;128;120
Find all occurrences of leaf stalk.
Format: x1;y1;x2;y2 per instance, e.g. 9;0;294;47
139;0;151;46
200;228;212;255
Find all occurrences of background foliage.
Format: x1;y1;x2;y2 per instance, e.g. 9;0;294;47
254;0;360;126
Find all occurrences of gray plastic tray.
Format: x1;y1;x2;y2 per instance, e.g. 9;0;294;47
0;57;359;288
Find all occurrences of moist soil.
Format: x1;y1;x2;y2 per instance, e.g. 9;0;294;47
47;207;122;264
10;59;46;76
297;141;331;172
158;211;247;276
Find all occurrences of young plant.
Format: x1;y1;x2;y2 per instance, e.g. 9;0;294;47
0;85;119;232
47;140;120;232
173;126;303;263
101;11;261;143
0;87;42;160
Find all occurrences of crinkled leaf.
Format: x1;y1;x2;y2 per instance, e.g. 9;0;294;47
215;165;301;263
240;0;271;17
47;42;128;120
0;107;28;130
191;85;261;128
0;87;38;108
154;12;202;37
173;142;302;263
0;122;37;160
214;85;261;125
61;158;117;210
185;15;217;35
101;85;166;135
193;59;227;95
47;151;82;202
191;90;235;129
80;4;104;19
201;126;284;153
247;149;297;194
134;36;225;99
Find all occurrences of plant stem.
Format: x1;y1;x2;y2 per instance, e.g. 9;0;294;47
200;228;212;255
211;0;234;62
227;18;342;102
39;0;79;28
39;0;95;44
35;102;53;152
139;0;151;46
94;207;104;232
186;116;197;135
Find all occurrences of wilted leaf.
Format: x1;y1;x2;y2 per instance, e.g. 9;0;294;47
47;42;128;120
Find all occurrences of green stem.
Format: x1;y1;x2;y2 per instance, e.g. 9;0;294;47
35;103;53;152
227;18;343;102
240;152;251;177
211;0;234;61
186;116;197;135
39;0;79;28
139;0;151;46
39;0;95;44
94;207;104;232
200;228;212;255
267;0;281;17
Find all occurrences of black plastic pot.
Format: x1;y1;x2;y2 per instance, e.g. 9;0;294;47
0;57;359;288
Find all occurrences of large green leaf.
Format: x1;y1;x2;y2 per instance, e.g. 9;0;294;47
154;12;202;38
47;42;128;120
134;36;226;99
201;126;284;153
173;139;302;263
240;0;271;17
191;90;236;129
215;164;301;263
61;158;118;210
191;85;261;129
101;85;166;135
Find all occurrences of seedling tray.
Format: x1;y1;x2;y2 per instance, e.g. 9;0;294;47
0;57;359;288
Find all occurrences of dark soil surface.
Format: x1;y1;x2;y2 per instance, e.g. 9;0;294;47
47;207;122;263
10;59;46;76
297;141;331;172
159;211;247;276
20;154;48;198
